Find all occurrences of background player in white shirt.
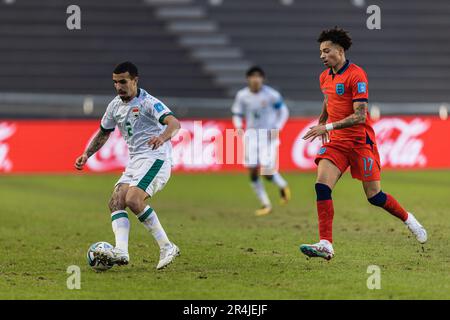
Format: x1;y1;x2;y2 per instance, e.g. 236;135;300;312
232;66;291;216
74;62;181;270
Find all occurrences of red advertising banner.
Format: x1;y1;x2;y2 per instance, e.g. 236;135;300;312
0;117;449;174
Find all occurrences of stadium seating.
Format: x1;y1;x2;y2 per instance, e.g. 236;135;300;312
0;0;227;97
0;0;449;103
194;0;450;102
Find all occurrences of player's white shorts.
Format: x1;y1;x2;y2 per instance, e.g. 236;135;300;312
243;131;279;171
115;156;171;197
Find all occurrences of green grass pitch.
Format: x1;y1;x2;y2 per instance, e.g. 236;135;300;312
0;171;449;299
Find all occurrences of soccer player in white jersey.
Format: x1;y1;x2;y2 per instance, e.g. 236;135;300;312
74;62;181;270
232;66;291;216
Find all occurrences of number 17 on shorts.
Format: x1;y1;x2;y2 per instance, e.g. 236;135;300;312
362;157;374;178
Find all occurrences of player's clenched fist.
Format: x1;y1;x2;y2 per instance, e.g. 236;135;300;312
75;153;88;170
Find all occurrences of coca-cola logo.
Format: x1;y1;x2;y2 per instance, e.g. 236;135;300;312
373;118;429;167
291;118;430;169
0;122;16;172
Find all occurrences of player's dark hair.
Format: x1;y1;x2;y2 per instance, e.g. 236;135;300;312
246;65;265;78
113;61;139;78
318;27;352;51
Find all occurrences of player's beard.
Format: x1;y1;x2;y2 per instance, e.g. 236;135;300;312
118;91;131;102
120;95;131;102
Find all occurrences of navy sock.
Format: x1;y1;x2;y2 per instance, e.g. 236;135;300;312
315;183;332;201
368;191;387;207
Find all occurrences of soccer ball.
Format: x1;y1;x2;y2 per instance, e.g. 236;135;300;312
86;241;114;272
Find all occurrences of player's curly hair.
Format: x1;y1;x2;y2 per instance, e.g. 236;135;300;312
318;27;352;51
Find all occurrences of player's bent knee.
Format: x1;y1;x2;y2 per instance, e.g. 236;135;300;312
108;183;128;212
316;159;341;187
125;200;140;213
368;191;387;207
125;194;142;213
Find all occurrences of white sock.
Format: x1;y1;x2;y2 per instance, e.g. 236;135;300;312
272;173;288;189
137;205;171;249
251;179;271;207
111;210;130;253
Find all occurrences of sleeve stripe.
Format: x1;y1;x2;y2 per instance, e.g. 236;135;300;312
232;112;244;117
159;112;175;125
100;124;115;133
352;98;369;103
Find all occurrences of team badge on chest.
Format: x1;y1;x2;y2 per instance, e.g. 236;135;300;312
131;106;140;118
335;83;345;95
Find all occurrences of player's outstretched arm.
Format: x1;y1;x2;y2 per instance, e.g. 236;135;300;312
148;115;181;150
74;129;111;170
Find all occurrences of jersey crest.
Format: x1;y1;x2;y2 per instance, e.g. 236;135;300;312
336;83;345;95
131;107;140;118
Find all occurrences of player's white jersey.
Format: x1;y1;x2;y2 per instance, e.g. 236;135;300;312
231;85;289;130
101;88;174;161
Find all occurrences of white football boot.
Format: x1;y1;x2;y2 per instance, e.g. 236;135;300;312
299;240;334;260
110;248;130;265
405;212;427;244
99;247;129;266
156;243;180;270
